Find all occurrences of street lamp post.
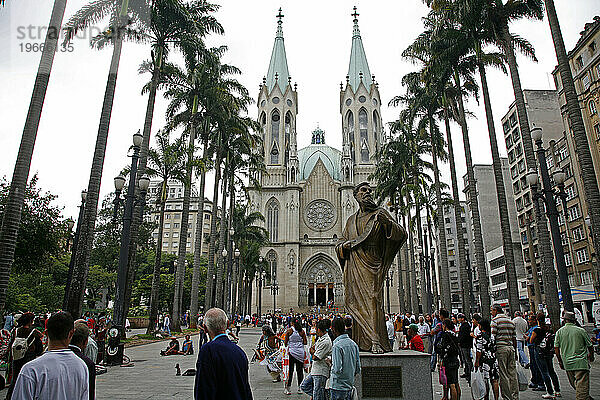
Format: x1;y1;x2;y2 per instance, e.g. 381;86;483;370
232;248;240;314
256;270;266;317
385;269;394;314
113;132;151;332
224;227;235;314
271;279;279;314
221;248;227;309
63;189;87;310
526;127;574;312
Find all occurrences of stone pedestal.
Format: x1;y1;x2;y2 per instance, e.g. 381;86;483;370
355;350;432;400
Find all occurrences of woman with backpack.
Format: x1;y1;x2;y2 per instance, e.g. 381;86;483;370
5;312;44;399
474;318;500;400
436;319;461;400
529;313;560;399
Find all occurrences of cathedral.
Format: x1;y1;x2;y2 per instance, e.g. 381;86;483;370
248;8;399;313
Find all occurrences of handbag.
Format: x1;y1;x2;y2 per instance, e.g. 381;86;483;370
471;369;486;400
438;366;447;386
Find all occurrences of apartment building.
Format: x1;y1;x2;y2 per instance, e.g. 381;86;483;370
436;201;476;312
463;159;528;309
552;16;600;321
147;179;213;256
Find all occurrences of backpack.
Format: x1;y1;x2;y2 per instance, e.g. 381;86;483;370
539;330;555;357
11;329;35;361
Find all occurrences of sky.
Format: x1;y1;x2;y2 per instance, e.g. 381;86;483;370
0;0;599;221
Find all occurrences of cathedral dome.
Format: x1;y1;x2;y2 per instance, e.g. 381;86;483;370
297;127;341;181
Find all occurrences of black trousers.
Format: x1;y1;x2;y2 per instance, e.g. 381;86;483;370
287;354;304;387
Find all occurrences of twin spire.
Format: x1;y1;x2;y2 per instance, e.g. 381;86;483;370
264;6;372;94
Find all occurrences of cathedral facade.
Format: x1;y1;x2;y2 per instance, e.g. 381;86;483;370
248;9;399;313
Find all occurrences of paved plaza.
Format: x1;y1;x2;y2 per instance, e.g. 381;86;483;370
1;327;597;399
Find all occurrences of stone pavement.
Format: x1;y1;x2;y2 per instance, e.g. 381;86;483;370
1;327;598;399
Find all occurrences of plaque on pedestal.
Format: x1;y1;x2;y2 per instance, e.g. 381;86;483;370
355;350;432;400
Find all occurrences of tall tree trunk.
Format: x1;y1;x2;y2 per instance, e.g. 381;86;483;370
444;104;471;315
172;127;196;332
415;199;430;315
394;208;405;314
454;73;486;317
215;161;229;308
406;198;419;314
478;63;515;315
122;47;163;322
426;207;439;310
67;6;128;317
430;122;451;309
224;168;235;314
190;140;208;328
204;156;221;310
0;0;67;313
147;182;167;334
502;26;560;327
544;0;600;298
247;279;253;316
402;214;412;312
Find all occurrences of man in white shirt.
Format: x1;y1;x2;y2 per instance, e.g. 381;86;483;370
300;319;332;400
512;311;529;367
12;311;89;400
386;315;395;350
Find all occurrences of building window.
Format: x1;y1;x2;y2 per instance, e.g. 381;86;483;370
594;123;600;140
174;213;180;220
347;111;355;164
558;145;569;162
174;223;180;228
515;143;523;157
359;109;369;162
503;120;511;134
266;250;277;283
568;204;581;221
164;223;171;229
508;150;515;163
575;248;589;264
590;100;597;116
163;242;168;248
575;55;584;70
266;198;279;242
582;73;591;90
491;273;507;286
173;232;179;238
166;214;171;219
270;110;280;164
448;249;455;256
446;227;452;235
565;252;572;266
560;232;568;246
580;270;593;285
565;184;576;201
568;274;575;287
572;226;585;242
509;112;517;127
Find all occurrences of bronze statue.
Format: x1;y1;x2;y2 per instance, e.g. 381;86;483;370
335;182;406;353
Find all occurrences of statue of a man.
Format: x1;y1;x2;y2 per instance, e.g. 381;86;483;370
335;182;406;353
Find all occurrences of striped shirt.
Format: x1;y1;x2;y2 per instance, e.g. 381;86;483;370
491;313;516;347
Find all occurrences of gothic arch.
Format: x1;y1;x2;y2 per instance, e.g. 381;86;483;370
298;253;344;307
266;249;278;284
270;110;280;164
265;197;279;242
359;108;369;162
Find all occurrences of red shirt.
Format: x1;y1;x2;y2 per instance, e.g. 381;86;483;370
408;335;424;352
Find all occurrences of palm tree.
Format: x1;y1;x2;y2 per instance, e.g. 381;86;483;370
62;0;145;318
544;0;600;299
122;0;223;323
143;130;186;334
0;0;67;313
487;0;561;327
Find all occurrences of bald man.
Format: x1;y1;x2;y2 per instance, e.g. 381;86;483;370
194;308;252;400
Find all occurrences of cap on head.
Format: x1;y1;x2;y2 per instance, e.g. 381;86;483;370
563;311;576;322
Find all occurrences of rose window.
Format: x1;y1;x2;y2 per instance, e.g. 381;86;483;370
305;200;335;230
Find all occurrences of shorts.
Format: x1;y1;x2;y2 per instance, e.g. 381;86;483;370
445;367;459;385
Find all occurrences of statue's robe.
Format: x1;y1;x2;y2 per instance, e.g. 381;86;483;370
336;208;406;352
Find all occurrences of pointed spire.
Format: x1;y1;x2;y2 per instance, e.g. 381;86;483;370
266;8;290;93
347;6;372;93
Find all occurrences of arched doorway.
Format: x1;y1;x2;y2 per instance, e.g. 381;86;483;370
298;254;343;309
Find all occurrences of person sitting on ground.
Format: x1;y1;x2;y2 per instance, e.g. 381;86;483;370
12;311;89;400
69;322;96;400
161;337;181;356
404;324;425;352
182;335;194;356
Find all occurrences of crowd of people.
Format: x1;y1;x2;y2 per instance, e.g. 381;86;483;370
0;311;98;399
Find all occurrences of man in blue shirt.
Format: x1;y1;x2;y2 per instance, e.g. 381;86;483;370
330;317;361;400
